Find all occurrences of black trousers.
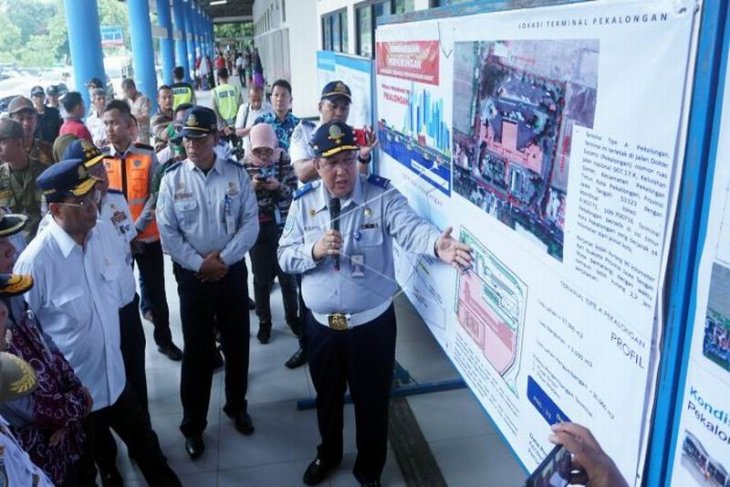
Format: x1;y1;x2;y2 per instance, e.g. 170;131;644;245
305;305;396;484
79;385;180;487
94;295;150;477
174;260;250;437
120;294;149;411
249;221;299;330
134;240;172;346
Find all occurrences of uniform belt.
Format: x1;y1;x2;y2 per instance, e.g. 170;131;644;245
312;299;392;331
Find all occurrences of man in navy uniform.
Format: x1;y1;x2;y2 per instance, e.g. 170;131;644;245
278;121;472;486
156;106;259;460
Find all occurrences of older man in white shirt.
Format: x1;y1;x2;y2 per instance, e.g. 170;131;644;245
14;158;181;487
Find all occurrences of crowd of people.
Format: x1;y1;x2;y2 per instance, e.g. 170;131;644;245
0;58;628;487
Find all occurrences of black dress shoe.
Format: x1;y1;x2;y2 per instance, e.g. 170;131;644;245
157;342;183;361
303;457;338;486
224;408;255;435
248;297;256;310
257;322;272;344
285;347;308;369
185;435;205;460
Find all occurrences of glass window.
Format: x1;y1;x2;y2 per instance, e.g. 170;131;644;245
333;13;341;52
357;6;373;57
322;16;332;51
394;0;415;14
341;10;349;53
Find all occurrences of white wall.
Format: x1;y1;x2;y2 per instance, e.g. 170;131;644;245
316;0;432;56
253;0;319;118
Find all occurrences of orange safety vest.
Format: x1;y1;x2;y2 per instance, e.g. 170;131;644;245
103;150;159;241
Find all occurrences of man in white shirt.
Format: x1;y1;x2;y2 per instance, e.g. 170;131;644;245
14;159;181;487
86;88;107;147
235;86;272;155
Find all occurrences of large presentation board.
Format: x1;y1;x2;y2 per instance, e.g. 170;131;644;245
374;1;699;484
667;55;730;487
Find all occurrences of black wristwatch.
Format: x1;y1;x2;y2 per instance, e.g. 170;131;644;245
358;153;371;164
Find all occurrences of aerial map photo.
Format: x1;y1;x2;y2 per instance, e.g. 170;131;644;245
452;39;599;260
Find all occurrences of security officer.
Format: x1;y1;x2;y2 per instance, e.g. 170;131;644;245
283;81;377;370
278;121;472;487
0;119;46;241
171;66;197;109
102;99;183;361
212;68;241;143
7;96;53;167
156;106;259;460
289;81;376;183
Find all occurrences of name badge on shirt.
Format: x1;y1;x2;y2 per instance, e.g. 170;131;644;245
351;254;365;278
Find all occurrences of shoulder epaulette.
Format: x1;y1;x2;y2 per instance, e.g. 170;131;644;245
107;188;124;195
133;142;154;151
165;161;183;173
226;158;244;167
294;181;317;200
367;174;390;189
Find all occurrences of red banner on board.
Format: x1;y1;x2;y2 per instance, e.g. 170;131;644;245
376;41;440;85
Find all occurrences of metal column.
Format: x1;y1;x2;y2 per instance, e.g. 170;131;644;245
62;0;105;109
156;0;175;85
172;0;191;83
127;0;158;110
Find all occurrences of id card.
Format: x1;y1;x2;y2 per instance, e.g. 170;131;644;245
224;195;236;235
351;254;365;278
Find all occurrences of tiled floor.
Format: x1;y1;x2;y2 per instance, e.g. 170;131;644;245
116;87;527;485
116;256;526;486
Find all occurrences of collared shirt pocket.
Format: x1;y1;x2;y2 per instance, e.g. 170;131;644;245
174;199;199;228
52;287;91;324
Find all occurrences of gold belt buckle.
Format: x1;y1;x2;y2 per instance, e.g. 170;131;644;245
328;313;348;331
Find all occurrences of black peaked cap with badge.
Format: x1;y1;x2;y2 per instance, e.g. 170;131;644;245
310;121;358;158
62;139;105;169
321;81;351;103
37;158;97;203
180;106;218;139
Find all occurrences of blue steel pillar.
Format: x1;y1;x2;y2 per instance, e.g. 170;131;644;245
156;0;175;85
127;0;158;111
184;1;197;76
63;0;105;109
196;8;207;61
172;0;191;83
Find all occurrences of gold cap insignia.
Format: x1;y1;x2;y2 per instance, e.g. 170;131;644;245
328;125;344;144
186;114;198;127
335;82;347;94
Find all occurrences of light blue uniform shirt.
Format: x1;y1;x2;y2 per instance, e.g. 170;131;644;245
278;174;440;314
156;155;259;271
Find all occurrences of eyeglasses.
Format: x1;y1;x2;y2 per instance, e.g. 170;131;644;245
56;189;101;209
320;155;357;171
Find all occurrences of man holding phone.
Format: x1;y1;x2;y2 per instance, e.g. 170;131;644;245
289;81;377;185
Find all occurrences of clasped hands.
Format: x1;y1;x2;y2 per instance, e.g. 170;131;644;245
197;250;228;282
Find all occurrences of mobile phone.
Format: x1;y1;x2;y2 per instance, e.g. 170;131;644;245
524;444;571;487
354;128;367;147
